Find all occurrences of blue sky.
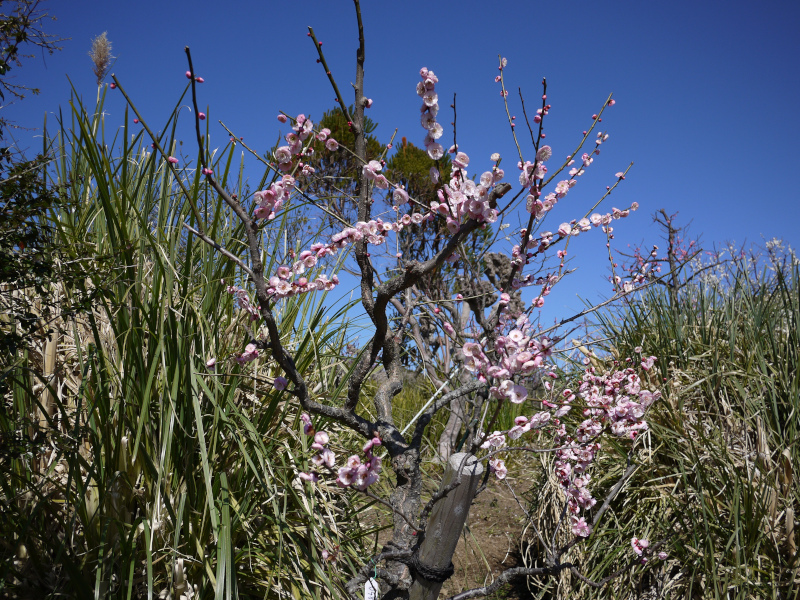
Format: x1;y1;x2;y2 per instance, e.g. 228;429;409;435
6;0;800;320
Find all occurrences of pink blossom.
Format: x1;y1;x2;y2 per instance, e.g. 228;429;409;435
536;145;552;162
571;516;592;537
325;138;339;152
313;448;336;469
631;537;649;556
641;355;656;371
277;114;288;123
337;467;355;487
274;376;288;391
300;413;314;436
206;358;216;370
489;458;508;480
274;146;292;164
427;143;444;160
422;90;438;107
167;156;179;164
393;188;409;205
453;152;470;168
235;343;259;364
480;431;506;449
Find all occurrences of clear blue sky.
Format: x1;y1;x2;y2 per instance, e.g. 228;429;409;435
6;0;800;319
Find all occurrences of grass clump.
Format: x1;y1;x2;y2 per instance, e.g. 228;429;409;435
0;88;369;599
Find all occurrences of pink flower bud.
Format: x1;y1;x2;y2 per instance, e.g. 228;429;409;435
109;83;116;89
133;118;139;124
195;76;204;83
185;71;192;79
167;156;179;164
198;112;206;120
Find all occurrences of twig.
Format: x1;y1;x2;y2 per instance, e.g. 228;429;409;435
110;74;206;235
182;223;254;280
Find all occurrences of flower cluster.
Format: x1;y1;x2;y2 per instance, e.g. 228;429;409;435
267;261;340;300
362;159;389;189
297;413;382;491
513;203;638;277
336;435;382;490
273;113;339;175
461;312;553;403
253;175;294;220
481;411;552;455
631;536;649;556
330;218;393;247
417;67;443;160
551;356;660;537
226;284;259;320
519;145;552;188
266;217;408;300
235;343;259;365
434;152;502;232
471;327;660;541
523;126;621;225
297;414;335;483
488;457;508;479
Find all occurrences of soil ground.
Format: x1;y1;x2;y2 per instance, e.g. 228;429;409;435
439;476;534;599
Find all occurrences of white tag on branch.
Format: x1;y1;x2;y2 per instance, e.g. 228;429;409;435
364;577;380;600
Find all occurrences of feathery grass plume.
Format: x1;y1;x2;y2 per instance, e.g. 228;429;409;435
88;31;113;85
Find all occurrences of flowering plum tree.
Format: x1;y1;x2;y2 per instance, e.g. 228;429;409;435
111;1;672;597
